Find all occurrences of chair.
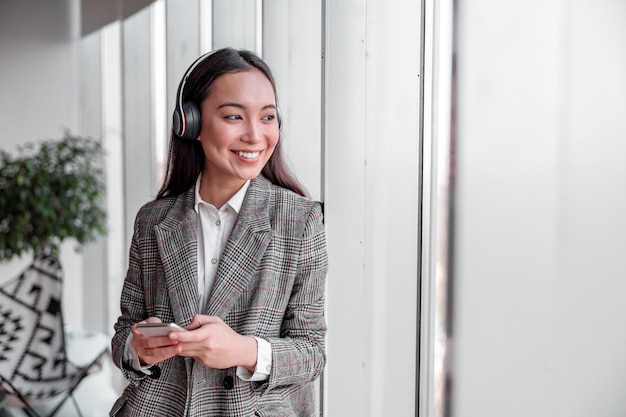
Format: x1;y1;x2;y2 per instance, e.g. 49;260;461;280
0;254;109;417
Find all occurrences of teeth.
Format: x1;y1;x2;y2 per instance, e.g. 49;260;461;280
236;151;260;159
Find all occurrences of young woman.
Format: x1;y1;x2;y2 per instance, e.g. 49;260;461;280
110;47;328;417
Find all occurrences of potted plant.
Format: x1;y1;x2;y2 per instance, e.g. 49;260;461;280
0;132;107;261
0;133;109;410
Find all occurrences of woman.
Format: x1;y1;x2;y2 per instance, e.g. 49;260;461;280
110;47;328;417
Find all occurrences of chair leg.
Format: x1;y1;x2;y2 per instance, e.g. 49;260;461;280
22;406;41;417
70;395;84;417
45;394;74;417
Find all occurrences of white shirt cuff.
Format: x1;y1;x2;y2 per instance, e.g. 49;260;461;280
236;336;272;382
123;333;153;374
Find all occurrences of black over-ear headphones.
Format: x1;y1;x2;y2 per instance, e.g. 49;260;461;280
172;52;214;141
172;50;283;141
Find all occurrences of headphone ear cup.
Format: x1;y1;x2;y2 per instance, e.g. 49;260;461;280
181;101;201;140
276;107;283;130
172;107;184;138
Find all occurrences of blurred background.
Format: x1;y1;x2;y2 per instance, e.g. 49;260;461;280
0;0;625;416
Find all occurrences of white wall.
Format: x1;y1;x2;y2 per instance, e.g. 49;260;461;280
451;1;626;416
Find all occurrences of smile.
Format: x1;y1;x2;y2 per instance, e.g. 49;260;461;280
235;151;260;159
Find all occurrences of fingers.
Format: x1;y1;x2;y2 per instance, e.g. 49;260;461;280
131;317;180;365
186;314;223;330
130;317;163;337
139;344;182;365
133;334;182;365
172;315;228;344
145;317;164;324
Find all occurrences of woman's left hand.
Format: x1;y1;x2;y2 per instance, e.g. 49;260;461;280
171;314;258;371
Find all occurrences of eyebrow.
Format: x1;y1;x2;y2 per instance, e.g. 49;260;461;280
217;102;277;111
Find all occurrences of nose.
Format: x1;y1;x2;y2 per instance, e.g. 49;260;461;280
242;119;263;143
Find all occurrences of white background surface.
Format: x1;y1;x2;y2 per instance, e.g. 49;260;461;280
451;1;626;416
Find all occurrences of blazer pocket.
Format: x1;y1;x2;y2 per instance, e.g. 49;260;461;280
254;401;293;417
251;380;268;392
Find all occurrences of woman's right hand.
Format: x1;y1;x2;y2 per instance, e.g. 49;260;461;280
131;317;183;366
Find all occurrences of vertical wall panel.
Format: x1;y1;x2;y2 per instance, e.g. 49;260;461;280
262;0;323;200
122;9;157;245
101;22;126;334
323;0;367;415
79;31;109;333
212;0;257;51
362;1;422;414
324;0;423;414
554;1;626;415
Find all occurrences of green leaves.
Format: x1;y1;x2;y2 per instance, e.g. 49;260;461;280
0;132;107;260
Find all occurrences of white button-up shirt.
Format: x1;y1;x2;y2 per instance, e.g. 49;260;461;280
194;177;247;312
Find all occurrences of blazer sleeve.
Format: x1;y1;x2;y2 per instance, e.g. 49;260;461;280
264;201;328;390
110;209;151;385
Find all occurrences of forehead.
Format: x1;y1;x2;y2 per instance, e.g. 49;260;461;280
208;69;276;103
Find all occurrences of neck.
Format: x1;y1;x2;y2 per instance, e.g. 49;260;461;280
199;173;246;208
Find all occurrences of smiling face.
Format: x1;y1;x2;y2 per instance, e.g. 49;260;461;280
197;69;279;204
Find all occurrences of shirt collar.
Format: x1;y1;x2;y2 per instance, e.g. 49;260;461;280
194;175;250;214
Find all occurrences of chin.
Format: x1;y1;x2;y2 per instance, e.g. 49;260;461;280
237;170;263;181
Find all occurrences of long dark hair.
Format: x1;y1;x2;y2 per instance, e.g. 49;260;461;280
157;47;308;200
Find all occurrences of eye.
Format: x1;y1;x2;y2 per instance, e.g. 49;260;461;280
224;115;242;121
261;114;276;122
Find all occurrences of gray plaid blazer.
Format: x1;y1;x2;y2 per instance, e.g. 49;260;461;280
110;175;328;417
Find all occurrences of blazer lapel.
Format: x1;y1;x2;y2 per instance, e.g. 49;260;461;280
205;176;272;318
154;188;199;327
